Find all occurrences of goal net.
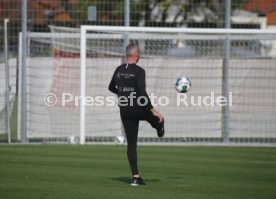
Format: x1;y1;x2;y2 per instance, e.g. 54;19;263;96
20;26;276;145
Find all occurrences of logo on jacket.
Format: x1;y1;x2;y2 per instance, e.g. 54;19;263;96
116;72;121;79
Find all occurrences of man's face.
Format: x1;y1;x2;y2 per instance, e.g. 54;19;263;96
135;49;141;63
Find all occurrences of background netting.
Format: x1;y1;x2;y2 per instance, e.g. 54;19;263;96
0;59;17;136
21;26;276;144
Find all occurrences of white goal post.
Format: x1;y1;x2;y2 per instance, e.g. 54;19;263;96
20;25;276;145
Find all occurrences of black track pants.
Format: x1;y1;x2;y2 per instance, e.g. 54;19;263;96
120;108;162;176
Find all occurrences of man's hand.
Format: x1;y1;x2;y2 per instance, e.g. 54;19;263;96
150;108;164;123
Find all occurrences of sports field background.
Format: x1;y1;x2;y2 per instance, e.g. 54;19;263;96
0;145;275;199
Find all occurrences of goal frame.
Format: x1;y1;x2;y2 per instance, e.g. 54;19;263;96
79;25;276;145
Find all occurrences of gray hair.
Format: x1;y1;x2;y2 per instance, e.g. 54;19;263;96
126;43;140;57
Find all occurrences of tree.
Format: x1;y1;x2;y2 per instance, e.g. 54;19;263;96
65;0;247;27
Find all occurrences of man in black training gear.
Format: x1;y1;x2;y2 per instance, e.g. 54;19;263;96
108;44;164;186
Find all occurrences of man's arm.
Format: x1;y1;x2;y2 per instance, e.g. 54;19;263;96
137;69;164;122
137;69;153;110
108;72;118;94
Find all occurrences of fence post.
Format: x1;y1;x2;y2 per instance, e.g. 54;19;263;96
124;0;130;48
222;0;231;143
20;0;27;143
4;19;11;144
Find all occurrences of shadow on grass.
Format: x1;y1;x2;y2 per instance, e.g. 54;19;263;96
112;177;161;184
112;177;131;184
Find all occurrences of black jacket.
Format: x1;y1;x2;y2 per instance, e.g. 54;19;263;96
108;63;153;110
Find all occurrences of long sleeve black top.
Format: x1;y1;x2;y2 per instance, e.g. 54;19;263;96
108;63;153;110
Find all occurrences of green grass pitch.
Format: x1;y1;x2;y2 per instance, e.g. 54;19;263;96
0;145;276;199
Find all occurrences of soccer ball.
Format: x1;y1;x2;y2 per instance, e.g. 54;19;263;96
68;136;77;144
175;77;191;93
115;135;125;145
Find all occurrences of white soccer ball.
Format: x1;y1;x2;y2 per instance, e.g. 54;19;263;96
68;136;77;144
175;77;191;93
115;135;126;145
